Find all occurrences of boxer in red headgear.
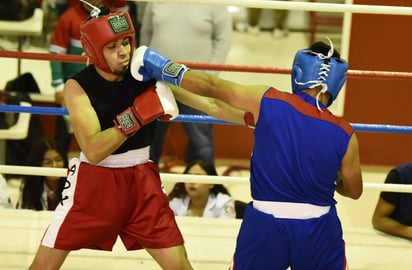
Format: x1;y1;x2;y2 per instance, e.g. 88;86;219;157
80;10;135;73
28;7;192;270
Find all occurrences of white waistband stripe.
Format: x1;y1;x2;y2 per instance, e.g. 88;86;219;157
79;147;150;168
253;200;331;219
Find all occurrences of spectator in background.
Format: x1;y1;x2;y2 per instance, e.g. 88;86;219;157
168;160;236;218
16;139;68;211
133;1;147;45
372;162;412;240
0;174;13;208
55;0;68;17
55;0;128;17
247;0;290;38
140;2;232;168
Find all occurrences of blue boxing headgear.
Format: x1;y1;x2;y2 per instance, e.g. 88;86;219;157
291;39;348;108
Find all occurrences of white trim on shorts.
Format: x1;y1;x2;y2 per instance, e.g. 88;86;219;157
253;200;331;219
42;158;80;248
79;146;150;168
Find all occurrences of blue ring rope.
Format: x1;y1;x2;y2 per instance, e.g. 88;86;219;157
1;104;411;134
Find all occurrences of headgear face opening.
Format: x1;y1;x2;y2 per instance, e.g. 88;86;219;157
80;11;135;73
291;41;348;107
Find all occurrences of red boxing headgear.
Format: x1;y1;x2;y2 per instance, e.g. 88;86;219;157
80;11;135;73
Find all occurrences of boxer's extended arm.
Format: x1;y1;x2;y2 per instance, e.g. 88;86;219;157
131;46;268;125
170;85;247;126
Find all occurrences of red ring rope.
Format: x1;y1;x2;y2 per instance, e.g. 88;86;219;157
1;50;412;80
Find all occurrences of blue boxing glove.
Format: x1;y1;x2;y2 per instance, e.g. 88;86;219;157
131;46;189;86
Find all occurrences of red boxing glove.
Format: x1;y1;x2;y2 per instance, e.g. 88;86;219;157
114;83;179;137
130;85;166;126
132;82;179;124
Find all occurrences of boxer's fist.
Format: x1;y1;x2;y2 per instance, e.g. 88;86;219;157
131;46;189;86
131;81;178;125
114;82;179;137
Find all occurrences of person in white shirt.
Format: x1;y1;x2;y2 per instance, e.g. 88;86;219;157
168;160;236;218
140;2;232;167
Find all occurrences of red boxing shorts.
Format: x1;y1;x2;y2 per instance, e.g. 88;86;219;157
42;158;184;251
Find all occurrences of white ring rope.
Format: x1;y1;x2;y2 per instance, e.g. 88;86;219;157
131;0;412;16
1;165;411;193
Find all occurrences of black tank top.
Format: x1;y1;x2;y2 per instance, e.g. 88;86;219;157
72;65;157;154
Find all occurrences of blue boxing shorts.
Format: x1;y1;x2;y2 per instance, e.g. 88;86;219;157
231;203;346;270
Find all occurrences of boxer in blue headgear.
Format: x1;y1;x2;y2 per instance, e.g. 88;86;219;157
130;38;363;270
291;38;348;109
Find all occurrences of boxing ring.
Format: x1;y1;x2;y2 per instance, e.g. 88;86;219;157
1;1;412;269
